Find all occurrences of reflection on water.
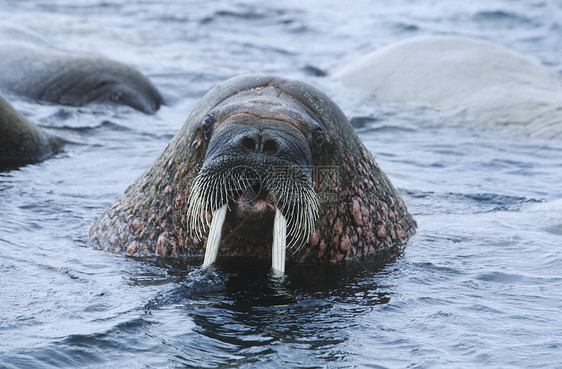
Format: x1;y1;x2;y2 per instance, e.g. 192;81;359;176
143;254;398;307
139;256;398;368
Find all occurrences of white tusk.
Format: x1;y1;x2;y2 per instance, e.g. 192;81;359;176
202;204;227;268
272;208;287;273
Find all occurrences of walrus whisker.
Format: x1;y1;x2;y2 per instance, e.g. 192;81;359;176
202;204;228;267
212;177;222;213
188;129;319;270
187;175;215;240
272;208;287;273
219;180;227;211
266;177;319;253
202;191;210;228
297;188;319;252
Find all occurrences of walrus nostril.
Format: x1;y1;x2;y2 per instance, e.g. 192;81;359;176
263;139;278;154
241;136;257;153
239;134;279;154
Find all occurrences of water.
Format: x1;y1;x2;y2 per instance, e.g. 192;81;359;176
1;1;561;368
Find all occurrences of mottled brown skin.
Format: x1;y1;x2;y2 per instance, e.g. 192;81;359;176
90;75;416;262
0;94;63;170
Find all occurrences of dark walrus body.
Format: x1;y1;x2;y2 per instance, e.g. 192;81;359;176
0;42;163;114
0;94;63;170
90;75;416;264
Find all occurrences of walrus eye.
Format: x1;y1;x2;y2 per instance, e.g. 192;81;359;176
110;91;124;103
201;115;215;140
312;127;325;150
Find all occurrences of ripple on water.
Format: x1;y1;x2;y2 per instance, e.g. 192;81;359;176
122;257;401;367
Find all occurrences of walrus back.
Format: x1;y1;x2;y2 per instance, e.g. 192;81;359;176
332;36;562;139
0;94;63;169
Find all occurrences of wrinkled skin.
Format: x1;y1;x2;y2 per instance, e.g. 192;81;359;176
90;75;416;263
0;94;63;170
0;43;162;114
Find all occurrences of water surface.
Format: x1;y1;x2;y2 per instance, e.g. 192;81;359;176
1;1;561;368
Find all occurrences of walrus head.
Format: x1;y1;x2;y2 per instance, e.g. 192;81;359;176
186;92;327;271
40;57;163;114
90;75;416;271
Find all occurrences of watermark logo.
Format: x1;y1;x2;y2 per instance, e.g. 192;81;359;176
222;164;340;204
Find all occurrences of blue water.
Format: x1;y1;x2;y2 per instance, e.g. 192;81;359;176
1;1;562;368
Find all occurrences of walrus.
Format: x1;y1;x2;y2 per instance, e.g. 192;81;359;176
90;75;416;272
0;94;63;170
0;42;163;114
333;35;562;139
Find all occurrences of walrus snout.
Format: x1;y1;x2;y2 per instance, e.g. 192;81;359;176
188;114;319;272
238;130;280;155
229;127;304;166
